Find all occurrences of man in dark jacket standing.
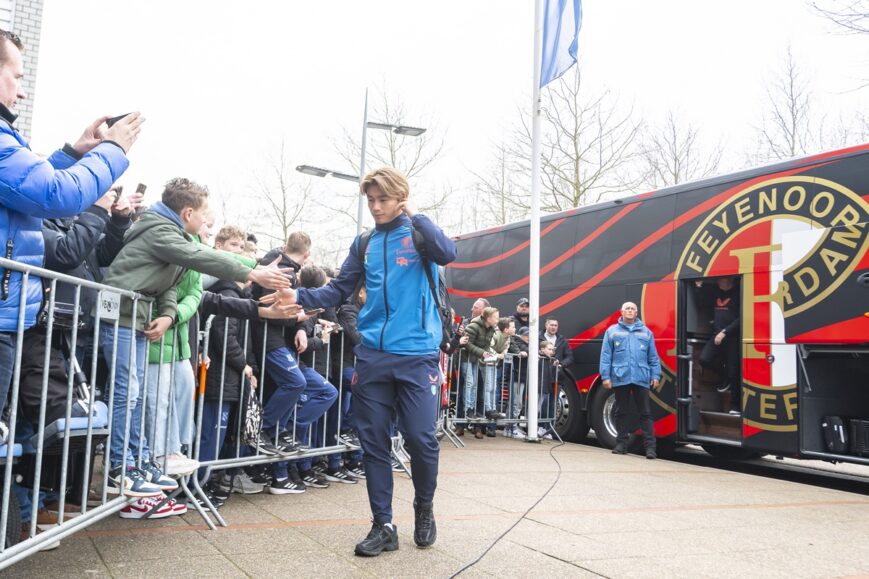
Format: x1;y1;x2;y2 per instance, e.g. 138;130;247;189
0;29;141;431
512;298;529;333
269;167;457;556
539;318;573;369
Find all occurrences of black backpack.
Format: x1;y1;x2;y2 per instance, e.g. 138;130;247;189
355;227;454;349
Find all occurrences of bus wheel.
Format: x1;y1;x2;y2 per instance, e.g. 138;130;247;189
700;444;764;461
555;383;589;442
590;388;618;449
1;484;20;549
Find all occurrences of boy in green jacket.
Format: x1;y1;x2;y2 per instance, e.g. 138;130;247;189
99;178;289;498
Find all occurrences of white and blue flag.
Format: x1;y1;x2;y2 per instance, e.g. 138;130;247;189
540;0;582;88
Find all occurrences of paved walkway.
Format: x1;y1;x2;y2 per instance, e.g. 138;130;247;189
6;437;869;578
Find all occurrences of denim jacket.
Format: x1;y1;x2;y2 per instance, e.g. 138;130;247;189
599;318;661;388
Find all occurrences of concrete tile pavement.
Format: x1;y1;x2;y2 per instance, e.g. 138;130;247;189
4;436;869;578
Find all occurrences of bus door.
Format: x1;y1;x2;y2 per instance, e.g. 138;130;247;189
676;276;743;445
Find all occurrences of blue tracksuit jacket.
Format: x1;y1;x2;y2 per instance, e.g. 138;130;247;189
296;213;457;355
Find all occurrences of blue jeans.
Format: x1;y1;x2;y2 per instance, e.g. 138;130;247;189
481;363;497;413
462;360;479;415
145;360;195;458
0;332;16;421
100;326;150;468
262;348;306;436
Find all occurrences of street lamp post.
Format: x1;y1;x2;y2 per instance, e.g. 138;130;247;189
296;89;427;236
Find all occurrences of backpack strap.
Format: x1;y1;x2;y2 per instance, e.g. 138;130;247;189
411;228;442;313
351;230;374;302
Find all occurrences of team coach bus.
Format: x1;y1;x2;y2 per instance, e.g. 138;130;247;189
446;143;869;464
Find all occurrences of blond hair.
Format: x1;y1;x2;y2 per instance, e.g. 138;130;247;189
285;231;312;254
360;167;409;202
215;225;246;246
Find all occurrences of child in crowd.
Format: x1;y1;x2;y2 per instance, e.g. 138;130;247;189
99;178;289;505
462;307;500;438
538;340;559;439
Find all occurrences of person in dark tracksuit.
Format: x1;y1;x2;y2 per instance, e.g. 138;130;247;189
599;302;662;459
280;167;457;557
696;277;741;414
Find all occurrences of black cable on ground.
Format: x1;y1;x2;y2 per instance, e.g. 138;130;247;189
448;438;565;578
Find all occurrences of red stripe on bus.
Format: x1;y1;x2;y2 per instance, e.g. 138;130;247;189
448;219;566;270
448;205;639;298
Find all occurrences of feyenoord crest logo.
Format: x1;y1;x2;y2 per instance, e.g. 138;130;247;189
679;176;869;317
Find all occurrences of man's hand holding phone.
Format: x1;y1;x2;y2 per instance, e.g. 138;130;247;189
103;112;145;154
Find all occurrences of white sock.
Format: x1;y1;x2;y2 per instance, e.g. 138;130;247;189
384;523;394;530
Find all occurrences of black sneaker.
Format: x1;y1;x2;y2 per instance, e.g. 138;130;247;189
485;427;496;438
413;501;437;548
206;480;230;502
391;458;404;472
323;466;358;484
485;410;506;420
340;430;361;447
345;461;366;480
645;447;657;460
355;522;399;557
299;469;330;489
277;431;308;454
269;476;306;494
244;464;273;486
193;490;225;511
612;442;628;454
311;460;328;475
250;431;282;456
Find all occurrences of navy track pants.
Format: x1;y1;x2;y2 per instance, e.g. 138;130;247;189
353;345;440;525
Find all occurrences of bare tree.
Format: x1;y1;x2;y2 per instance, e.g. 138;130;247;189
640;111;723;190
812;0;869;33
333;87;445;181
753;48;820;163
246;140;310;246
753;47;864;163
471;142;528;227
511;67;644;213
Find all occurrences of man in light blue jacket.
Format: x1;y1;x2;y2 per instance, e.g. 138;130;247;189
599;301;662;459
0;29;141;435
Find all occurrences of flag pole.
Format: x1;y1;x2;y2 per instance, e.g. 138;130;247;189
526;0;545;443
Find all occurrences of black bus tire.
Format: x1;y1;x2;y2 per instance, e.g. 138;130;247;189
590;387;618;449
555;382;589;442
2;485;20;548
701;444;764;461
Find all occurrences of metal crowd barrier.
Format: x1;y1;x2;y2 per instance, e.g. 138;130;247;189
0;257;366;569
183;313;363;529
0;256;156;569
441;350;562;442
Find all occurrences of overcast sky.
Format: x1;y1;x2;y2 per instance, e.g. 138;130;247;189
27;0;869;252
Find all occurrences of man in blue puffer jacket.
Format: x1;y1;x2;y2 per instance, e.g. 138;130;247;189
269;166;456;556
0;29;141;430
600;301;662;459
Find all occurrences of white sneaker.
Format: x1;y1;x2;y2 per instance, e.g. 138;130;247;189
537;427;546;437
159;454;200;476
